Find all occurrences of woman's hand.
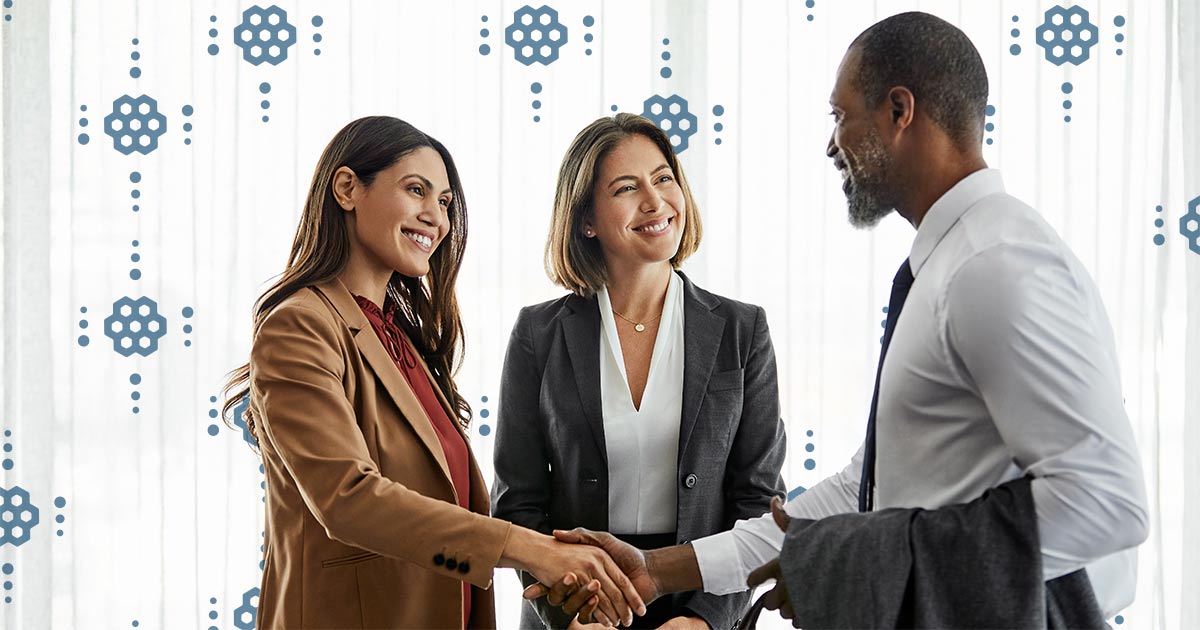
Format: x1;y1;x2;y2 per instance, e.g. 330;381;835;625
501;527;645;627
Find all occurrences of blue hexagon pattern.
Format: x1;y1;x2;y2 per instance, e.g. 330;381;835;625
641;94;698;153
1035;5;1099;66
104;296;168;357
234;586;260;630
1180;195;1200;256
233;5;297;66
232;394;256;447
504;5;568;66
104;95;168;155
0;486;39;547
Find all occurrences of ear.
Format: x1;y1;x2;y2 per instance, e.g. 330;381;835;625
886;86;916;133
331;166;358;211
582;218;596;238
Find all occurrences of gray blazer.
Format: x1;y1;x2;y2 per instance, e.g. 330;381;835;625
491;271;787;630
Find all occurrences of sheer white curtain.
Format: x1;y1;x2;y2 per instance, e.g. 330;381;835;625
1;1;1195;628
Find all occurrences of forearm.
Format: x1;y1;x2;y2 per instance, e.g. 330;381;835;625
645;543;704;595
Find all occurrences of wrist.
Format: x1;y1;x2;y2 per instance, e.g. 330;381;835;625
645;543;703;595
497;526;548;571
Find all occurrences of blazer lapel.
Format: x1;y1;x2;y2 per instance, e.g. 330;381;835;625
678;272;724;459
562;294;608;465
313;279;454;489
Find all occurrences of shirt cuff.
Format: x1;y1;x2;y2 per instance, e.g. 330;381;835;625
692;531;750;596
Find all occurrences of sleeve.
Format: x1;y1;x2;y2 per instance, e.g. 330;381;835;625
251;301;512;588
943;244;1149;581
691;445;862;596
489;308;572;628
678;307;786;628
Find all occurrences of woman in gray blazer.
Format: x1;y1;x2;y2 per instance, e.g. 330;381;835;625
491;113;786;630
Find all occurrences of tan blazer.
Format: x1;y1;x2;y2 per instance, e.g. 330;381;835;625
249;278;512;629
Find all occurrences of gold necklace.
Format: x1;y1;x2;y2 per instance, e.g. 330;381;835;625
610;305;662;333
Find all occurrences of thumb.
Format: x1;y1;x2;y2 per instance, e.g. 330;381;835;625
747;560;776;589
770;496;789;532
522;582;550;600
553;527;591;544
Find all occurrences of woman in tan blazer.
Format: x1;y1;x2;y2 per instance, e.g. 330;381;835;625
223;116;644;630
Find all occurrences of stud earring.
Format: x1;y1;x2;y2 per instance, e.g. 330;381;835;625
584;229;595;237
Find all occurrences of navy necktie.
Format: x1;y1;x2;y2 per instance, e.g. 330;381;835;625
858;259;914;512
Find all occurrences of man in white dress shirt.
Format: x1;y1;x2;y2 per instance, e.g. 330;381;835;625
528;11;1148;625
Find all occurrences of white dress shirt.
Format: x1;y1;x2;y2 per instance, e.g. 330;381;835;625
692;169;1148;616
597;271;686;535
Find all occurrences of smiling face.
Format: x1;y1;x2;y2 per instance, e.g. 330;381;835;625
827;47;899;229
344;146;452;278
584;134;687;269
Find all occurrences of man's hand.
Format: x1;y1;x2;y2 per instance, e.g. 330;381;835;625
657;615;710;629
770;495;789;532
747;558;797;628
523;528;661;625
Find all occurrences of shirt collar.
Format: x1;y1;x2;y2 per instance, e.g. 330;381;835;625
909;168;1005;277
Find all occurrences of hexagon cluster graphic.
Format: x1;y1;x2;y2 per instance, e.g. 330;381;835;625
233;5;297;66
504;5;568;66
641;94;698;153
1181;195;1200;256
104;296;168;357
0;486;39;547
234;586;260;630
232;394;256;447
1035;5;1099;66
104;95;168;155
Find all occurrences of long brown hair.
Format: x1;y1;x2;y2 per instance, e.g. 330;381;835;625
223;116;472;442
545;113;703;296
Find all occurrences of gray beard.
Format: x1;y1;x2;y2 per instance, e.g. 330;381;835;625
844;130;895;229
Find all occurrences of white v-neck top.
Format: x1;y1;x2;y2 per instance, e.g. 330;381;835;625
596;271;686;535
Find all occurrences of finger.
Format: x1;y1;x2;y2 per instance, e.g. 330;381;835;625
577;595;599;623
592;607;612;628
554;527;599;545
762;584;787;612
547;572;577;606
747;560;776;588
592;588;621;628
780;601;796;621
771;496;789;532
523;582;549;600
601;552;646;617
561;579;600;617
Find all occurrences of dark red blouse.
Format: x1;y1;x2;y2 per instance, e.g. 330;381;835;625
354;295;472;624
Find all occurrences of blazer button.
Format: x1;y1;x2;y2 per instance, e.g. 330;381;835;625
445;558;458;571
433;553;445;566
684;473;697;489
457;562;471;574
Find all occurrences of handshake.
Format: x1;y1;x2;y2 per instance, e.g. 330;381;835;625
497;497;796;629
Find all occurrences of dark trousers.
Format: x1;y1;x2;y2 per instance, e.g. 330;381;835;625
613;532;682;629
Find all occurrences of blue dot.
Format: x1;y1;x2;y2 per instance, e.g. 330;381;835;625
311;15;323;27
713;105;724;116
131;51;140;61
2;461;12;471
533;115;540;122
1;564;11;575
479;29;488;38
210;598;217;605
209;15;216;22
661;51;670;60
130;67;141;79
805;443;814;452
611;105;619;111
78;134;90;144
79;118;88;127
1065;115;1071;122
662;38;669;45
481;14;488;22
54;497;65;508
132;205;140;212
1114;16;1125;27
131;253;140;263
1011;28;1020;38
807;15;814;21
80;105;87;112
3;582;11;590
313;33;323;42
1153;234;1165;246
531;82;542;93
481;395;489;403
1115;615;1124;624
209;409;218;419
805;0;815;6
130;373;141;385
479;44;490;55
207;44;219;55
584;33;594;43
2;444;8;453
1010;44;1022;55
132;38;138;45
1157;205;1164;212
3;431;9;437
55;515;63;523
183;324;193;334
1062;82;1074;94
660;67;672;78
985;122;995;132
208;28;218;37
132;407;140;413
480;409;490;419
986;104;996;116
78;335;89;346
479;424;492;436
182;306;194;318
804;459;816;470
261;100;270;109
131;189;140;199
1012;15;1019;22
986;138;994;145
1063;100;1073;110
184;138;192;146
714;138;722;145
210;396;217;403
183;123;192;132
532;100;541;109
3;0;11;7
259;82;271;94
79;320;88;329
207;425;220;436
714;122;723;132
131;391;141;401
1116;33;1125;43
583;15;594;27
1155;218;1164;228
806;430;814;437
585;49;592;56
185;340;192;347
130;269;141;280
132;239;138;247
1116;49;1124;56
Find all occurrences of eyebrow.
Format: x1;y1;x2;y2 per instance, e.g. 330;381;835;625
605;164;672;189
403;173;453;197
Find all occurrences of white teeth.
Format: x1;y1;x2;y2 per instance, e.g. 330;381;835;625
404;231;432;248
637;219;670;233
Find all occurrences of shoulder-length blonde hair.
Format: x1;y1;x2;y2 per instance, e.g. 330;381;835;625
545;113;703;296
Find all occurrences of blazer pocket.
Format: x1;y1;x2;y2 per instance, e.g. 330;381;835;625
707;368;744;392
321;550;380;568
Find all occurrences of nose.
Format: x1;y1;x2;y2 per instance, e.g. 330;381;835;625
639;184;665;213
417;198;446;232
826;133;838;159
